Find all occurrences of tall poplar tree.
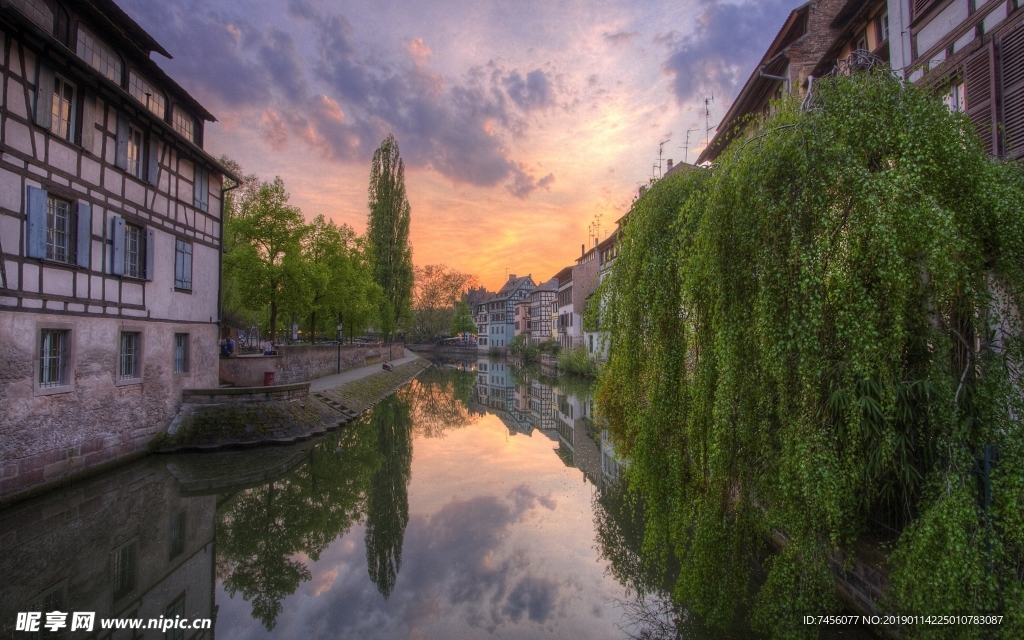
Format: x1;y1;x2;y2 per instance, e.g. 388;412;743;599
366;134;414;340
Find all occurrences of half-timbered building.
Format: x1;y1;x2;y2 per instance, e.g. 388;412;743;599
0;0;237;501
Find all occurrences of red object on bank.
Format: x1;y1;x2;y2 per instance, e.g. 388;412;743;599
263;372;275;386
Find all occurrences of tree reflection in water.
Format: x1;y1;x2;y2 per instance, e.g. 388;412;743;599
216;367;479;627
594;482;693;640
400;365;479;438
216;417;377;629
363;392;414;598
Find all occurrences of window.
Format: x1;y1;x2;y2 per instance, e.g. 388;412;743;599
193;166;209;211
166;594;185;640
174;239;193;290
124;224;143;278
173;107;194;142
45;195;74;263
39;329;69;388
11;0;53;32
169;511;186;558
76;26;121;84
126;125;144;179
128;70;165;119
119;332;140;379
112;542;137;600
879;13;890;42
945;82;965;113
173;333;189;374
50;74;75;141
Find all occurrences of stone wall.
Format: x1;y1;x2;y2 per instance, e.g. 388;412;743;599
0;312;219;504
219;343;405;387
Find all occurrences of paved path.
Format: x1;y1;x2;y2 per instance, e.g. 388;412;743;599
309;353;423;392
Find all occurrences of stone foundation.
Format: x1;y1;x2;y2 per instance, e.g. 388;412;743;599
0;311;219;505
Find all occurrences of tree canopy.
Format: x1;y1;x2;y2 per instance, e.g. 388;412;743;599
220;161;381;345
597;70;1024;638
367;134;414;340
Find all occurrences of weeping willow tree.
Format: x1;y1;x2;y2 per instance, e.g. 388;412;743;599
597;69;1024;639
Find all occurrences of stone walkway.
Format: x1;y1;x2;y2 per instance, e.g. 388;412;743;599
309;353;422;392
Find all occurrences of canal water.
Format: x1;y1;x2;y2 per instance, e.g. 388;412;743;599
0;358;872;639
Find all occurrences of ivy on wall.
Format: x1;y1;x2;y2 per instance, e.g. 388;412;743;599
597;70;1024;639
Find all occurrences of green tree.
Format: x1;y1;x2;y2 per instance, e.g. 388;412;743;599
300;215;381;343
366;134;414;340
224;177;308;343
449;299;478;336
598;70;1024;638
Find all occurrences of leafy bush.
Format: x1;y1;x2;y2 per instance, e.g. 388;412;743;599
557;346;598;377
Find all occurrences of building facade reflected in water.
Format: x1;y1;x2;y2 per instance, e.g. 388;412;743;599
0;458;216;639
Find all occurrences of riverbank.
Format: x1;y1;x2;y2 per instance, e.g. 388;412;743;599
157;355;431;453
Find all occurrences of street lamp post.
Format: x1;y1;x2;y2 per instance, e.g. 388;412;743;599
336;324;344;373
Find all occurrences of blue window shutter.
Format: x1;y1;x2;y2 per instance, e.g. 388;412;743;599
34;60;54;129
111;216;125;275
115;112;129;170
146;133;160;186
145;227;155;281
76;201;91;268
25;186;47;259
193;167;203;209
80;88;97;153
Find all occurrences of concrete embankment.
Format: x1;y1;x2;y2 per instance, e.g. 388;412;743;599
157;356;431;453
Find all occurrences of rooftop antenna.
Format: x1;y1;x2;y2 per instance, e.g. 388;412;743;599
657;137;671;177
704;93;715;147
681;127;698;164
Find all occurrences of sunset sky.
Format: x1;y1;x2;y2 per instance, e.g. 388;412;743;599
120;0;793;290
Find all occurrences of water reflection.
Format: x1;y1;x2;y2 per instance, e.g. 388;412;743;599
0;457;217;639
363;393;413;599
0;359;683;640
217;420;377;628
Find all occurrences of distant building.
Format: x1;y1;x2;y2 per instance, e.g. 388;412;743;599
0;0;238;501
513;300;530;338
554;265;576;350
477;274;535;352
529;278;557;344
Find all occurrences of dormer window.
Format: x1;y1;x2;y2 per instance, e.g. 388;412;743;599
10;0;53;33
128;70;166;120
77;26;122;84
173;107;195;143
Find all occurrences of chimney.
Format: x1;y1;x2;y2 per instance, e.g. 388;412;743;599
667;159;673;171
581;244;585;256
508;273;516;282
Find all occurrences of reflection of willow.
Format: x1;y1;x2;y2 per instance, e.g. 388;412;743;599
594;483;697;640
364;392;414;598
400;366;478;437
216;422;377;630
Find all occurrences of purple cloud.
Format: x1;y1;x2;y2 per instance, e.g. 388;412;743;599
661;0;792;103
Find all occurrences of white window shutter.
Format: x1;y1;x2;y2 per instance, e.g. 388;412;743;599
76;201;91;268
25;186;48;259
34;60;54;129
111;216;125;275
80;88;97;153
114;112;129;170
145;227;155;281
147;133;160;185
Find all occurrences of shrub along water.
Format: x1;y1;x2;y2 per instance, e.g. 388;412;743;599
597;70;1024;638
